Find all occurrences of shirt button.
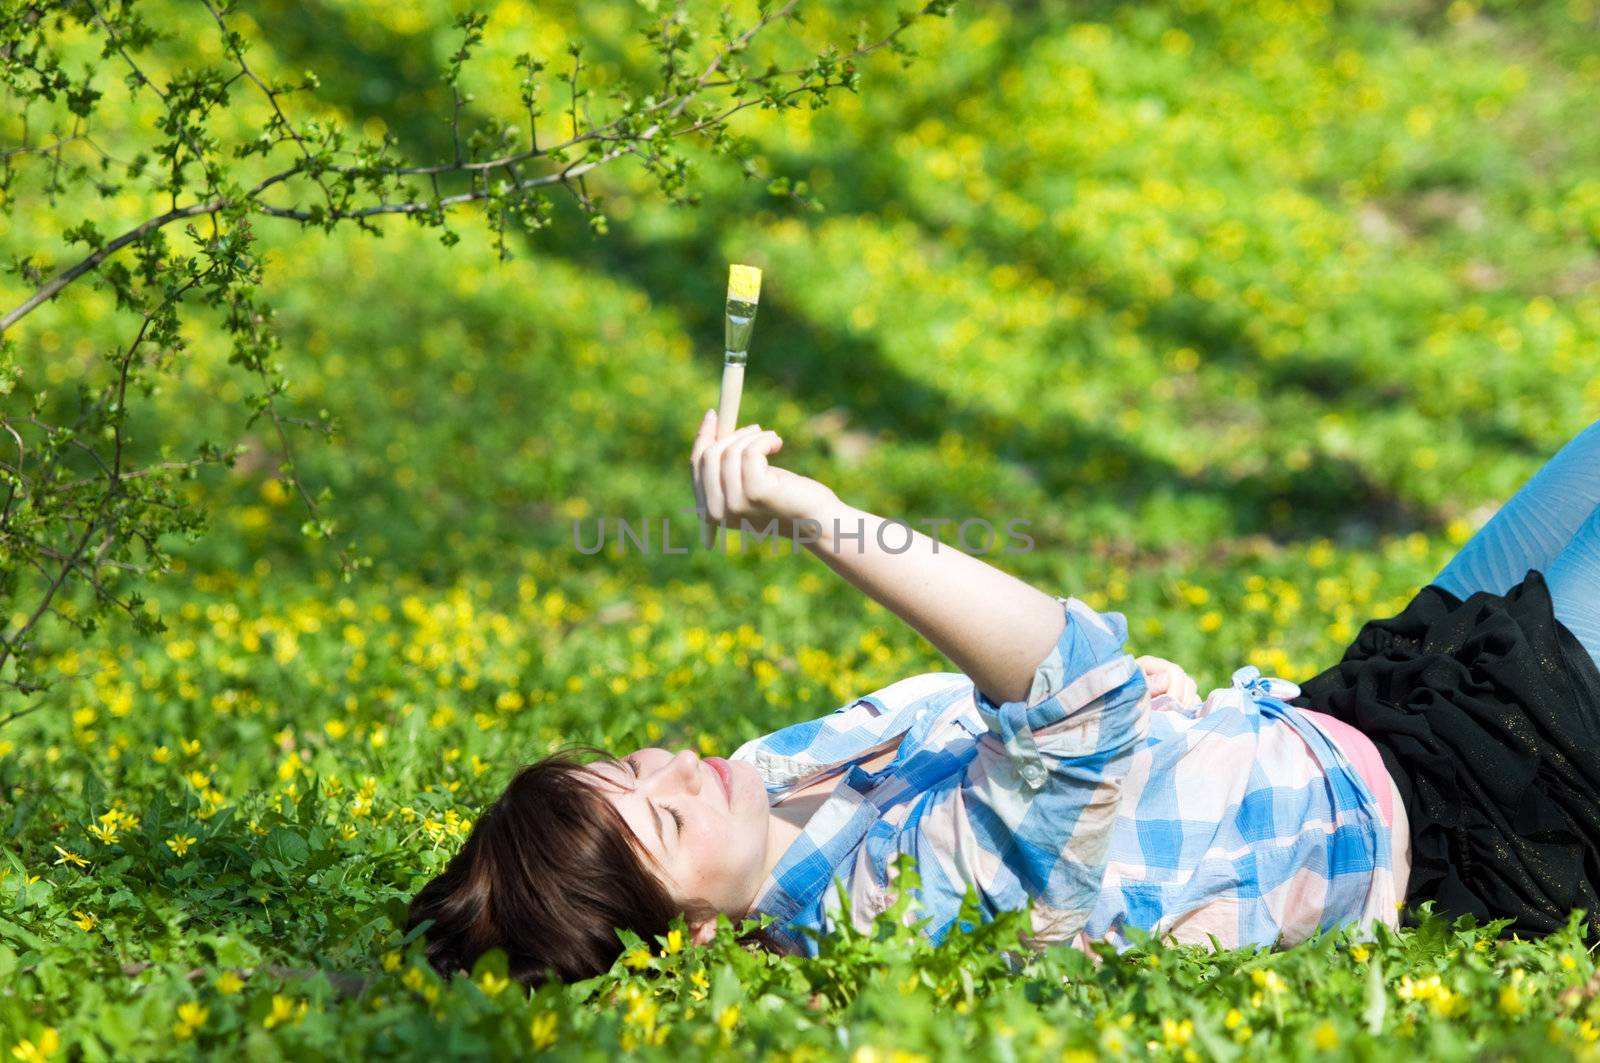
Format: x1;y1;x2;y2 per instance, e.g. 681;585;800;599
1022;764;1044;785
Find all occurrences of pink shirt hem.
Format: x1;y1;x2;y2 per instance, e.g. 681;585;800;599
1296;708;1394;827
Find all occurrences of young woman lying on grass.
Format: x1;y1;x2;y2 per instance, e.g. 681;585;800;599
410;412;1600;986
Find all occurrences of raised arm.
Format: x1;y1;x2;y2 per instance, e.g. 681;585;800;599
799;499;1063;705
690;412;1064;705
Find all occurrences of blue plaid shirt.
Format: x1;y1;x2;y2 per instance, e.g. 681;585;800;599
730;597;1400;957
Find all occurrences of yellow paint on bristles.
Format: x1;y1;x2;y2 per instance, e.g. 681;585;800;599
727;264;762;303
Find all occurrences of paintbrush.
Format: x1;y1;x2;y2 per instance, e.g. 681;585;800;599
718;264;762;440
702;264;763;548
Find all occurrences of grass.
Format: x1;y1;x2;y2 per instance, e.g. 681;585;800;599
2;0;1599;1057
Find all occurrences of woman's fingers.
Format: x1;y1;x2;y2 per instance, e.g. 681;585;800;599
719;425;772;521
688;416;786;529
690;409;716;467
690;410;716;524
699;424;763;524
741;432;782;505
1136;655;1172;695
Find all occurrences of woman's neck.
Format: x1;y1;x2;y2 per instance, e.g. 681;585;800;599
754;739;902;895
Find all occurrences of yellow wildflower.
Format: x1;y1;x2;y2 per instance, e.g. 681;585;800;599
71;910;96;931
1311;1021;1338;1050
476;971;510;997
1429;986;1461;1018
717;1003;741;1044
216;971;245;995
52;845;88;869
172;1001;208;1040
623;994;659;1032
621;947;652;971
166;833;197;857
9;1028;59;1063
1250;969;1287;994
1397;974;1442;1001
530;1011;559;1050
663;929;684;954
262;995;307;1029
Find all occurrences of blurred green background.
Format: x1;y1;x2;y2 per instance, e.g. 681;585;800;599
4;0;1600;1057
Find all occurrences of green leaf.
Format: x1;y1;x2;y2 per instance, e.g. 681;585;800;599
1364;958;1387;1033
265;828;309;868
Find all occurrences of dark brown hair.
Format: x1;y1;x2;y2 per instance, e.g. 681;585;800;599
406;744;791;986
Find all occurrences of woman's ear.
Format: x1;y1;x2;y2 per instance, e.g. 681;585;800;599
690;914;720;946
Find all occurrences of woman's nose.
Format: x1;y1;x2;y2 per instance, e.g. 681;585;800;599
672;749;702;792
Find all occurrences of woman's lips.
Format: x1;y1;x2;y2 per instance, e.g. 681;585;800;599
708;757;732;802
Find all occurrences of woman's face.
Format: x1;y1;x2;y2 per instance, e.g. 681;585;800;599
585;748;771;943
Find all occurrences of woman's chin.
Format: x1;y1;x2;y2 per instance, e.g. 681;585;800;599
732;760;761;806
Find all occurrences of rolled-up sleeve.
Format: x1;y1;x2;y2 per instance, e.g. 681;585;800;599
973;596;1149;790
891;596;1150;946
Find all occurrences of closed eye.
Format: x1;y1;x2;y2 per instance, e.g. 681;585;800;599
624;756;685;836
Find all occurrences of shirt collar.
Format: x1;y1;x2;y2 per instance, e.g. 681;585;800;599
728;672;969;940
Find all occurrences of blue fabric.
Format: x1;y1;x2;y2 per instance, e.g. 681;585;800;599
730;604;1394;956
1431;418;1600;669
1079;665;1394;947
731;597;1150;956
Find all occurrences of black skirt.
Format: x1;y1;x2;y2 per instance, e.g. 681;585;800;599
1288;569;1600;939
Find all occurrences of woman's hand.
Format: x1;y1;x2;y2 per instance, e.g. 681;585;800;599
690;410;840;540
1137;655;1200;708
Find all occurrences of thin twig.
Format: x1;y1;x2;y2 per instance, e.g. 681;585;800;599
198;0;336;208
0;200;222;332
0;0;931;337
